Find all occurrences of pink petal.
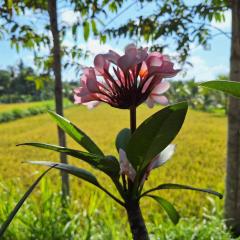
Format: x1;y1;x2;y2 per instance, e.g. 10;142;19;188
135;48;148;64
151;81;170;95
118;49;137;72
85;68;100;92
150;144;176;170
94;54;109;74
83;101;100;109
125;43;137;53
104;50;121;64
74;86;90;97
145;97;155;108
141;76;153;93
74;94;96;104
119;148;136;182
118;44;148;72
151;95;169;105
147;55;163;68
148;52;163;58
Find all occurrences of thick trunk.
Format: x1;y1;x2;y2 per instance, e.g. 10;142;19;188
126;201;149;240
225;0;240;236
47;0;69;197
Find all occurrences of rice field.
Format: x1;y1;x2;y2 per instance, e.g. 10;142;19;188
0;98;70;113
0;103;226;217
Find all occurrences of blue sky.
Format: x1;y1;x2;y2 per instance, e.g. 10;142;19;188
0;1;231;82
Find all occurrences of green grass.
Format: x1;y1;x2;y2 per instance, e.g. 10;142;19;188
0;103;229;238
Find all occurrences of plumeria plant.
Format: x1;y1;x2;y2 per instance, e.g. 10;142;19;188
0;44;222;240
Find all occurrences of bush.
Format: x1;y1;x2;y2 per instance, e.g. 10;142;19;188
0;101;73;124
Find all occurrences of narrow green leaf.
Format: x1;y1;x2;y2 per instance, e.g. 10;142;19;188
91;19;98;35
100;34;106;44
0;166;54;237
146;195;180;225
142;183;223;199
126;102;188;171
48;111;104;156
18;142;119;177
28;161;124;206
83;21;90;41
115;128;131;152
28;161;99;186
200;81;240;98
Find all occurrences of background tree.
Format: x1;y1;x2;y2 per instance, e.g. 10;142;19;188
0;0;125;199
225;0;240;236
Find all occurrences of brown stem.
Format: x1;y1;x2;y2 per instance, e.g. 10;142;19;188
126;200;149;240
130;105;136;134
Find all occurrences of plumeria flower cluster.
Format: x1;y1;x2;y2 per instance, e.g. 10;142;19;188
74;44;179;109
74;44;180;185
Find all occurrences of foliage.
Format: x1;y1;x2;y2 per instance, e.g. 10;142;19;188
200;80;240;98
0;61;78;103
0;99;72;123
0;179;237;239
167;78;228;114
0;105;226;236
104;0;230;63
0;61;53;103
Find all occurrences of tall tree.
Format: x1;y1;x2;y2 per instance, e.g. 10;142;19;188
47;0;69;197
225;1;240;236
0;0;124;199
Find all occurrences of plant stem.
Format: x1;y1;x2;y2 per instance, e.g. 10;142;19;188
130;105;136;134
129;105;137;191
127;105;149;239
126;200;149;240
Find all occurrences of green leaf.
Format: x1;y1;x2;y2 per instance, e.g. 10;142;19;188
28;161;99;186
200;81;240;98
146;195;180;225
91;19;98;35
100;34;106;44
48;111;104;156
0;166;54;238
18;142;119;177
83;21;90;41
126;102;188;171
28;161;124;206
115;128;131;152
141;183;223;199
72;23;77;36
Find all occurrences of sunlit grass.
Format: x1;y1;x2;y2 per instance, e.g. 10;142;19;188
0;103;227;230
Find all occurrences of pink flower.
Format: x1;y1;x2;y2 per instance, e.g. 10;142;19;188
118;145;175;183
145;81;170;108
119;148;136;182
74;44;179;109
140;144;176;186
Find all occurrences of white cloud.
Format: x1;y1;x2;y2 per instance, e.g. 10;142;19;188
79;39;123;63
183;55;229;81
212;10;231;30
60;10;80;26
